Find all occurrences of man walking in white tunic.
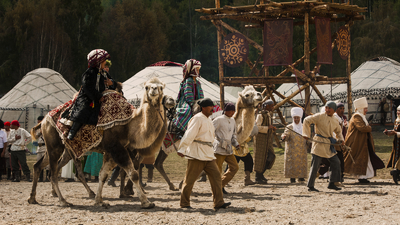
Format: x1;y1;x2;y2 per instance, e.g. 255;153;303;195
303;101;344;192
178;98;231;210
213;103;240;194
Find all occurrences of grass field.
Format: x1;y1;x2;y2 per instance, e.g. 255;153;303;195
25;126;395;183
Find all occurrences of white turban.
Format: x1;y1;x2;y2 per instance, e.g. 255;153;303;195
291;107;303;134
291;107;303;118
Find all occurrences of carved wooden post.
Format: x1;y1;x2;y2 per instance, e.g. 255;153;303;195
304;12;311;115
216;20;225;109
346;23;353;118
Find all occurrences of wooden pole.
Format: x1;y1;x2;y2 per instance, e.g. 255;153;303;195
216;20;225;109
346;23;353;118
304;11;311;115
215;0;220;8
273;83;310;110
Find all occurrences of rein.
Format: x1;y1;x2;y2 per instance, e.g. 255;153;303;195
156;97;179;152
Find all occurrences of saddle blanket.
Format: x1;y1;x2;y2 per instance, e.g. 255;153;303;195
47;90;134;158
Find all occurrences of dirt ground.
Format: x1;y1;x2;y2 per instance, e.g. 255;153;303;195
1;129;399;224
0;176;399;224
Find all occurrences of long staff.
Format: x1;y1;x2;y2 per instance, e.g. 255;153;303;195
274;118;355;164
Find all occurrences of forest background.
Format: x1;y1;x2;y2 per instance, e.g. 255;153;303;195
0;0;399;95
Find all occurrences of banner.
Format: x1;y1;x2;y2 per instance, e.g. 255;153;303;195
263;19;293;66
337;26;351;60
220;33;249;67
315;17;332;64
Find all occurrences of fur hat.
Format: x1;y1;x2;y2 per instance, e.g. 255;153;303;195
11;120;20;127
37;116;44;121
354;97;368;110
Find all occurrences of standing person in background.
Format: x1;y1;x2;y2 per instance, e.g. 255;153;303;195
254;100;276;184
344;97;385;183
84;152;103;182
61;160;76;182
378;98;389;126
32;116;49;182
303;102;344;192
177;98;230;210
384;105;400;184
172;59;204;136
2;122;12;180
281;107;308;183
0;120;8;181
8;120;32;182
213;103;240;194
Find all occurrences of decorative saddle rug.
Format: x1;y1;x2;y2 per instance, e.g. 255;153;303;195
47;90;134;158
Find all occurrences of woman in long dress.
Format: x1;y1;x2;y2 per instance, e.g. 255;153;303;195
281;107;308;183
172;59;204;135
383;105;400;184
343;97;385;183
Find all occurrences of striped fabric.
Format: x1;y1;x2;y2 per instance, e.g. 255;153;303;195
172;77;204;132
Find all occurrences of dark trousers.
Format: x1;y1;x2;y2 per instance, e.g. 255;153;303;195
11;150;30;175
318;151;344;180
0;148;6;175
235;153;254;172
307;154;341;188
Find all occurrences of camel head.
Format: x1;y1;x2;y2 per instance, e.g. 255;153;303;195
237;85;262;108
143;77;165;105
162;95;176;109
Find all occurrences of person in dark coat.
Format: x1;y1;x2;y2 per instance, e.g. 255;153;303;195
67;49;116;140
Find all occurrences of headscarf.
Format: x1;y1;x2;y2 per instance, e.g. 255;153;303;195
353;97;369;125
396;105;400;123
87;49;110;68
223;103;235;112
182;59;201;81
291;107;303;134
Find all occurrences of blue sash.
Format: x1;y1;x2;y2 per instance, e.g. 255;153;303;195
316;134;337;153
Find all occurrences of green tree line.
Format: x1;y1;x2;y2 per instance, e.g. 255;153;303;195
0;0;399;95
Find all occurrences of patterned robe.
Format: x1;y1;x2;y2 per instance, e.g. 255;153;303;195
172;77;204;132
282;124;308;178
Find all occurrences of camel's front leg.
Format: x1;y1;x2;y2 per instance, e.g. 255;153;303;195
122;165;155;209
154;149;178;191
73;155;96;198
94;153;115;206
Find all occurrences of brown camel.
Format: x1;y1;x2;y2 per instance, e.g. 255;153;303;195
28;77;175;208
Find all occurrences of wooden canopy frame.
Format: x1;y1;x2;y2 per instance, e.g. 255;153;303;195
197;0;366;125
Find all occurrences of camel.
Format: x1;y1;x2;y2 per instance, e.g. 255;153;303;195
28;77;175;208
121;86;262;191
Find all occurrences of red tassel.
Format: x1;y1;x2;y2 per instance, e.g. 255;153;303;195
90;102;94;108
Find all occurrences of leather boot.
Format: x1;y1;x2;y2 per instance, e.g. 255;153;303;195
147;165;153;183
108;167;119;187
390;169;399;185
197;171;207;182
39;170;44;182
12;171;20;182
44;170;50;182
244;171;256;186
67;122;82;140
7;168;12;180
93;176;99;183
26;172;32;182
328;182;341;190
255;172;268;184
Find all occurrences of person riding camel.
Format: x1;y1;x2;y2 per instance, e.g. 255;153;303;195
66;49;116;140
172;59;204;136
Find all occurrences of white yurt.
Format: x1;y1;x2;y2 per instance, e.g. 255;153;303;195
0;68;77;130
123;61;237;106
328;57;400;123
